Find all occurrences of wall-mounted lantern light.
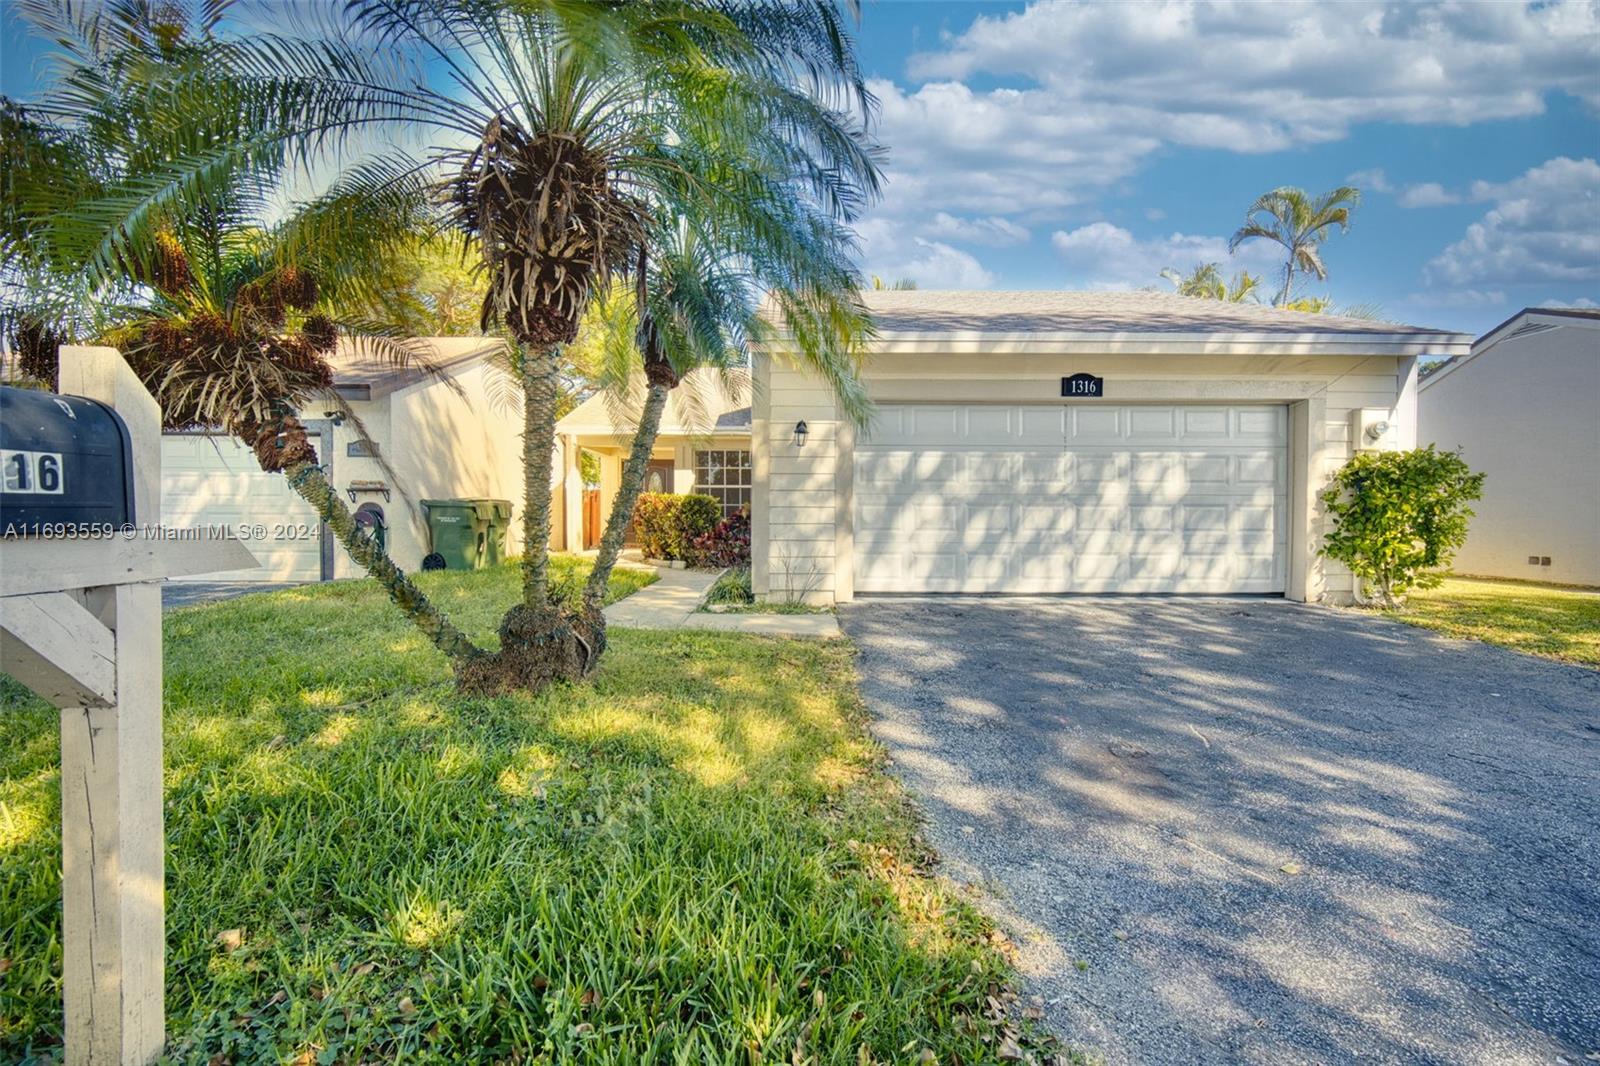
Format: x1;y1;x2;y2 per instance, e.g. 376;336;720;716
793;420;809;448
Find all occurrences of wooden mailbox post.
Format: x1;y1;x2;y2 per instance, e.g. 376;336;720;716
1;347;257;1064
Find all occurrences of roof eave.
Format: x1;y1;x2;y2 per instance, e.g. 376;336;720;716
761;329;1474;357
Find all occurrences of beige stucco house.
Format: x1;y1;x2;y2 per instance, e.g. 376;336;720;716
551;370;751;551
752;291;1473;605
1419;307;1600;587
162;337;527;582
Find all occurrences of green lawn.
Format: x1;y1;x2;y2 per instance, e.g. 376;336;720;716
1;560;1058;1063
1386;576;1600;666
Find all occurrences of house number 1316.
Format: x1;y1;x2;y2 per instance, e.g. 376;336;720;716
1061;374;1105;398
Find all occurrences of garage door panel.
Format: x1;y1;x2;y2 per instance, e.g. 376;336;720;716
1069;407;1123;441
1017;407;1065;442
1018;452;1072;486
854;403;1287;595
1236;408;1285;440
1180;407;1231;439
1127;407;1178;439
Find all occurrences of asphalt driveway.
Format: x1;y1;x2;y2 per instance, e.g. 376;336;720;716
841;598;1600;1066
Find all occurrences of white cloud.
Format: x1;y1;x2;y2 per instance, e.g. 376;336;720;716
1050;222;1279;290
1347;168;1393;194
857;219;996;288
924;212;1032;246
854;1;1598;286
1401;289;1506;308
871;78;1159;218
909;2;1599;145
1424;157;1600;286
1144;208;1167;222
1536;296;1599;308
1397;182;1463;208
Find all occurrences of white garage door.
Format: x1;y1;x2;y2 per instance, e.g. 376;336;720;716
161;434;324;582
854;404;1287;594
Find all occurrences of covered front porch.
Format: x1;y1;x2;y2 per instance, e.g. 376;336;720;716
550;370;753;552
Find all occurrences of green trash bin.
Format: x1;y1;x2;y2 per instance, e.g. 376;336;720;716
422;499;485;570
422;498;514;570
477;500;514;566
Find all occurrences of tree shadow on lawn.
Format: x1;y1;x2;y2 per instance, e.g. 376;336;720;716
842;597;1600;1065
0;584;1057;1064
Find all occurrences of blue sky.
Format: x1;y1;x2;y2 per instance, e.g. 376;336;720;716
844;1;1600;333
5;0;1597;335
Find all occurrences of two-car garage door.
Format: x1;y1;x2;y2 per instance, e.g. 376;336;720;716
854;404;1287;594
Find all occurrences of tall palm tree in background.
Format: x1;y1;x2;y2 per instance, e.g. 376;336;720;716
1228;185;1360;307
1;0;485;661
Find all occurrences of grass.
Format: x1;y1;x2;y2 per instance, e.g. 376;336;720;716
1;559;1060;1064
1385;576;1600;666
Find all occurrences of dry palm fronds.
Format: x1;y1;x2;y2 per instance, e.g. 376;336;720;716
449;117;645;350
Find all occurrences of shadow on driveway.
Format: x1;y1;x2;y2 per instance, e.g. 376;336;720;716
841;597;1600;1066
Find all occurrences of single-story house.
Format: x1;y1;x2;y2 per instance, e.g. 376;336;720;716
161;337;527;582
751;291;1473;604
551;370;751;551
1418;307;1600;587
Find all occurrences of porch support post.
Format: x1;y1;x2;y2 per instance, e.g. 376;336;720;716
560;434;582;552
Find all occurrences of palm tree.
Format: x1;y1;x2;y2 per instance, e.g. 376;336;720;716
1228;185;1360;306
2;2;485;662
1159;262;1261;303
575;216;868;626
281;0;881;692
8;0;880;692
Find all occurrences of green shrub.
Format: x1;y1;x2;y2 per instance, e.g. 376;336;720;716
677;494;721;550
1319;446;1485;607
633;492;722;560
633;492;681;559
705;566;754;605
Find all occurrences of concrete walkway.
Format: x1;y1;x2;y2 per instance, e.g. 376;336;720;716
603;566;720;627
604;565;841;638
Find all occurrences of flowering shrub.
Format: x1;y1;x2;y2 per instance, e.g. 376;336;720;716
687;507;751;569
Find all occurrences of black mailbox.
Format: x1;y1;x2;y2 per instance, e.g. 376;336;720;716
0;384;136;532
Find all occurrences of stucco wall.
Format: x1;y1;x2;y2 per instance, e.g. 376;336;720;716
1420;326;1600;586
322;360;527;576
753;348;1414;604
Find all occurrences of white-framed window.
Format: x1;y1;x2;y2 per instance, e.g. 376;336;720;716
694;449;751;516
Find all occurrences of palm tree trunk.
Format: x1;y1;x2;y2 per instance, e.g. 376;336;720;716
281;459;485;663
1277;260;1296;307
582;380;670;615
521;343;563;609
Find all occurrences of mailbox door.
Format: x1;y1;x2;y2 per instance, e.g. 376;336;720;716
0;386;136;530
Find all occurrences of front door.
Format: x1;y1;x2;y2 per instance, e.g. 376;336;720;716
625;460;676;545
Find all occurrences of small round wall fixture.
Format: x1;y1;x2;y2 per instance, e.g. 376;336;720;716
793;420;809;447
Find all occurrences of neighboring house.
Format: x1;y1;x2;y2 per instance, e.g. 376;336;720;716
162;337;526;582
552;369;751;551
751;290;1472;604
1419;307;1600;587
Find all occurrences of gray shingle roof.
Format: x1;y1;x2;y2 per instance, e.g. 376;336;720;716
856;290;1459;336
